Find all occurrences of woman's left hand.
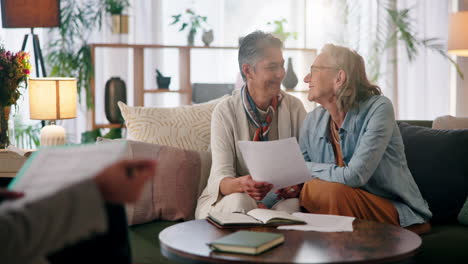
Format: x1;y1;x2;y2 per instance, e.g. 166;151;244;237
275;184;303;199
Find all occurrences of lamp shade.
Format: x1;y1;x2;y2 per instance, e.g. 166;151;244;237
448;11;468;57
1;0;60;28
29;78;77;120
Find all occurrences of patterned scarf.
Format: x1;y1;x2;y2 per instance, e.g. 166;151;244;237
241;85;282;141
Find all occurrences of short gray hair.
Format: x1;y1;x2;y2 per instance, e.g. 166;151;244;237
238;31;283;81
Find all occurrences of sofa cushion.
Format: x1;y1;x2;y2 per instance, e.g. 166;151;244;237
118;98;224;152
459;198;468;225
433;115;468;129
398;122;468;223
97;139;212;225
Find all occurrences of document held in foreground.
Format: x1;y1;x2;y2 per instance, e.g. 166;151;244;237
238;137;311;190
8;142;129;202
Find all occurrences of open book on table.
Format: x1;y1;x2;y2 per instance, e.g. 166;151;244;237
207;208;306;229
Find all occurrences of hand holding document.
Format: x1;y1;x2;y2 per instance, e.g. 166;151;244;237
238;137;311;190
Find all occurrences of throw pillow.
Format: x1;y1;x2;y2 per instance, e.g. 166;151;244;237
118;97;225;152
398;122;468;223
97;138;212;225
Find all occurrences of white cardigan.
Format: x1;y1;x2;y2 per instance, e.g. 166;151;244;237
195;89;307;219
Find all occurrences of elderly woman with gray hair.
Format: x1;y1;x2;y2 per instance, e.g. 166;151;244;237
299;44;432;234
195;31;306;219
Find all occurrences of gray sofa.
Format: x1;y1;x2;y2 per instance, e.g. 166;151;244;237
128;119;468;264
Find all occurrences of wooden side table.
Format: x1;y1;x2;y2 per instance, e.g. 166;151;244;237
0;148;34;187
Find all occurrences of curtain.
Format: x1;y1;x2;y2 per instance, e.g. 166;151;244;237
397;0;450;120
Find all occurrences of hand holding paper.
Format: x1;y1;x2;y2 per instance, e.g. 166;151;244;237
238;137;311;190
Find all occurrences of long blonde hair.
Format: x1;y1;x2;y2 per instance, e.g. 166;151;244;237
321;44;381;112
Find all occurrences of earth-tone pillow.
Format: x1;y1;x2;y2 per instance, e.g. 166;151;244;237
118;98;225;152
97;138;212;225
397;122;468;223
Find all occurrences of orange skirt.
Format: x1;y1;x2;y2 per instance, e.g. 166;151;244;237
300;179;430;234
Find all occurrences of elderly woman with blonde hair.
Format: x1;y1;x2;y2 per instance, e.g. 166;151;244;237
298;44;432;234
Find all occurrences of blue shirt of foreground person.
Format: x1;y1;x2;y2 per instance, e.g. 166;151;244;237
299;44;432;228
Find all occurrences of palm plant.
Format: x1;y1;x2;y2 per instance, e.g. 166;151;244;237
339;0;462;83
47;0;107;109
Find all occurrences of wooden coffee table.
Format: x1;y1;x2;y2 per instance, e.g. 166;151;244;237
159;219;421;264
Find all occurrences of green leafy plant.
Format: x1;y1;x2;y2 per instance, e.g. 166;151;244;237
104;0;129;15
267;18;298;43
170;9;208;43
47;0;115;109
341;0;463;82
386;7;463;79
14;117;41;149
81;127;122;143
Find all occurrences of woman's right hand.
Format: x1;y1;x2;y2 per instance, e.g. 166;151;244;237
237;175;273;201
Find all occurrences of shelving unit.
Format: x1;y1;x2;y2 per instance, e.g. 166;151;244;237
88;43;316;129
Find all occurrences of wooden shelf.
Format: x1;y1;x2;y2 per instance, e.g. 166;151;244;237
88;43;316;130
143;89;187;93
285;88;309;93
94;124;124;129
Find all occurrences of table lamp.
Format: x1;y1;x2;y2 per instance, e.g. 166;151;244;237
448;11;468;56
29;78;77;146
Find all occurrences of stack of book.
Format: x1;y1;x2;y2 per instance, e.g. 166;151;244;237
208;230;285;255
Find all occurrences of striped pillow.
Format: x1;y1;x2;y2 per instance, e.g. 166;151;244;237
118;98;224;152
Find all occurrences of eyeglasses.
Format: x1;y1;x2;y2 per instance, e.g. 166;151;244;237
310;65;339;73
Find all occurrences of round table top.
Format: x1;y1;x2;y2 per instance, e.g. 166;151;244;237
159;219;421;264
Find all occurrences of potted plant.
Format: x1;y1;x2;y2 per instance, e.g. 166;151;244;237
47;0;109;109
267;18;298;43
170;9;208;46
0;46;31;148
104;0;130;34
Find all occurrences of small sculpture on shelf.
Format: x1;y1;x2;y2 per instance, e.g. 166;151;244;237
156;69;171;89
202;29;214;46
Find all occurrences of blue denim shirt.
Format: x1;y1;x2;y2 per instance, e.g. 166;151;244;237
300;95;432;227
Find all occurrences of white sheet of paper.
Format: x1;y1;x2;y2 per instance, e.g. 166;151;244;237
277;212;355;232
238;137;311;190
9;142;130;202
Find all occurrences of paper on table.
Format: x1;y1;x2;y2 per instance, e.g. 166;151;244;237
238;137;311;190
277;212;355;232
9;142;130;202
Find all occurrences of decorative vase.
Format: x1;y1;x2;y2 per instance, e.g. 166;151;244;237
282;57;298;89
156;69;171;89
105;77;127;124
112;14;129;34
0;106;11;149
187;30;196;46
202;30;214;46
